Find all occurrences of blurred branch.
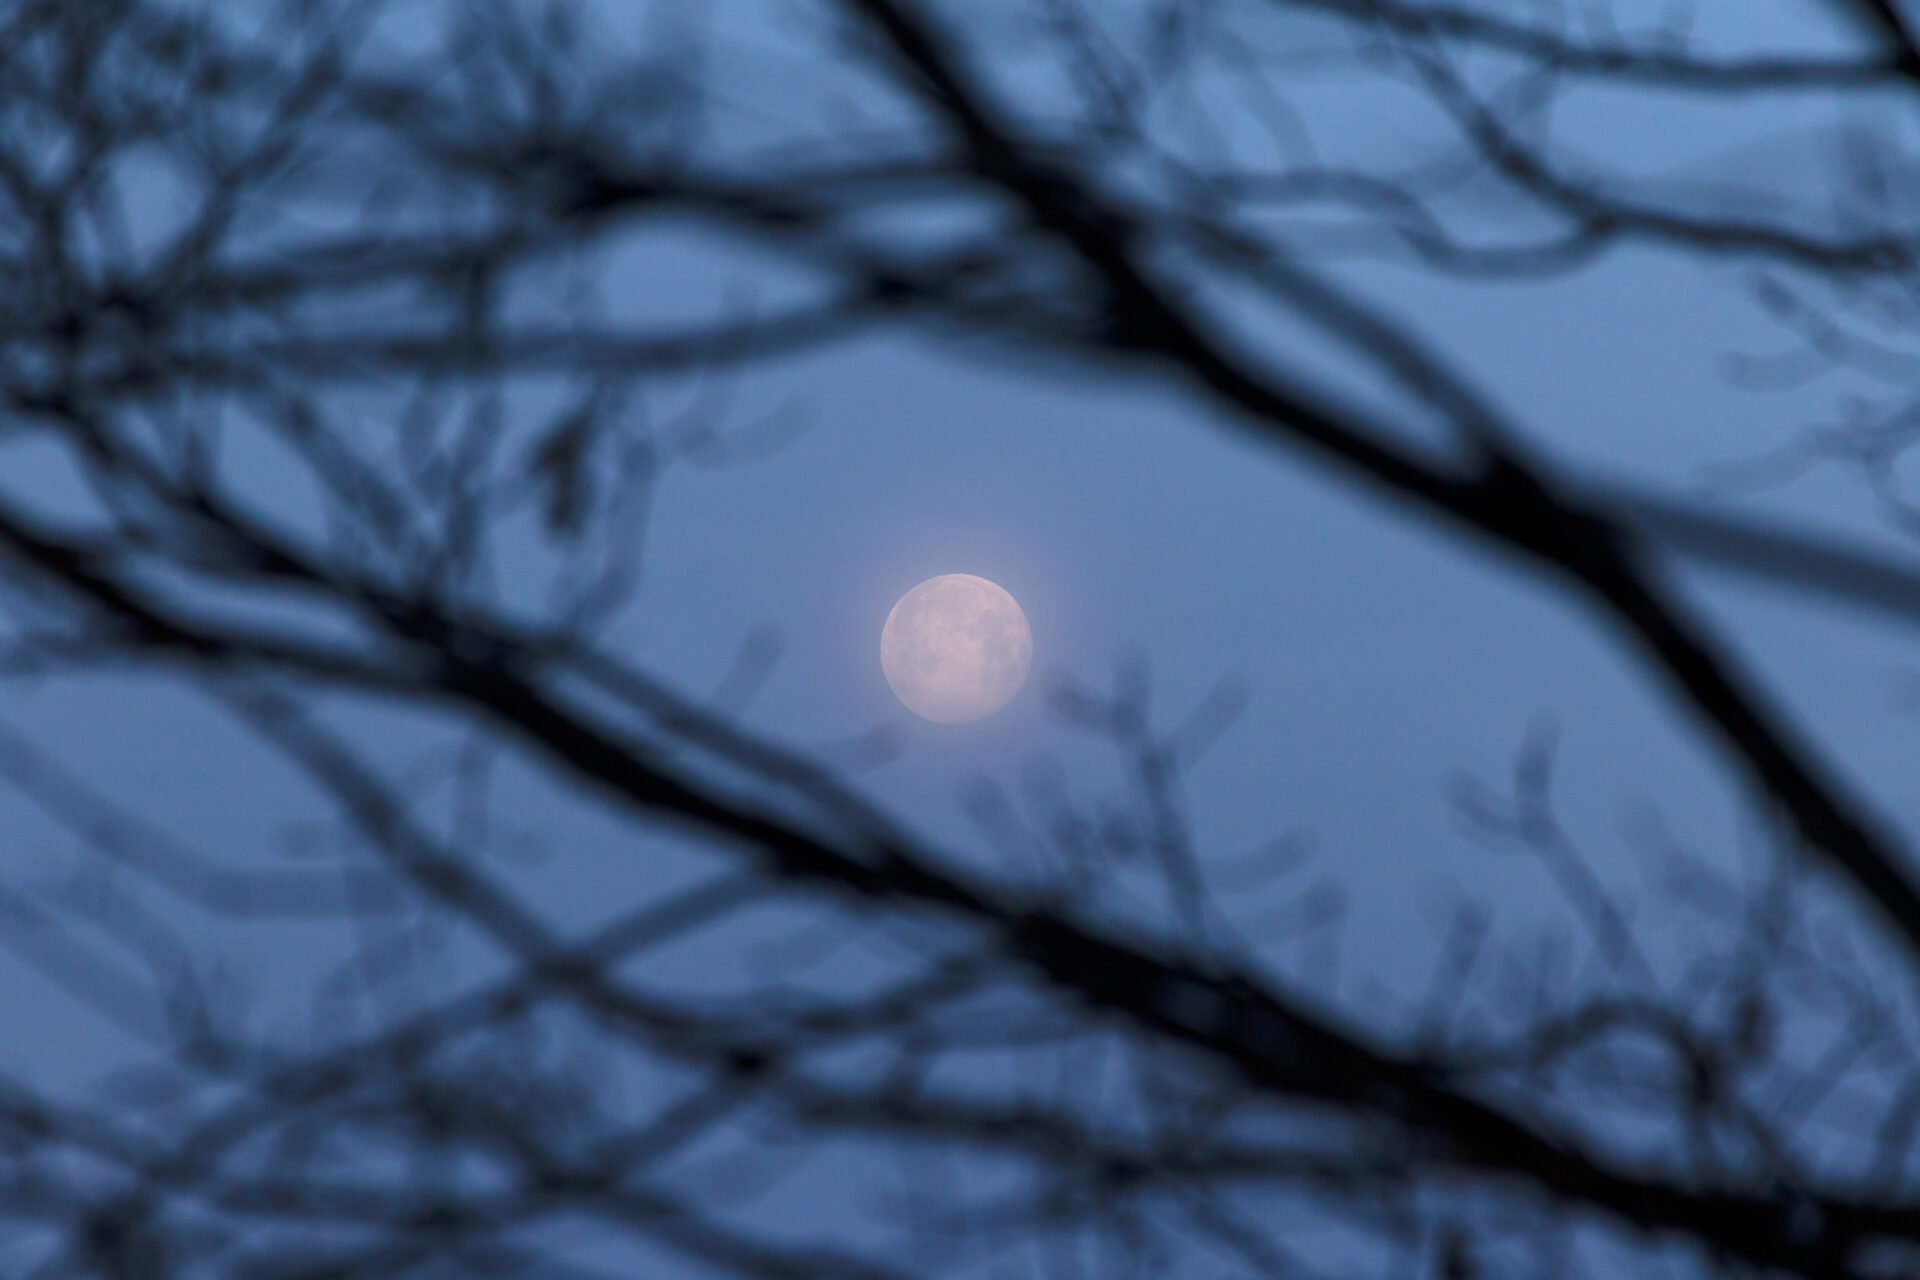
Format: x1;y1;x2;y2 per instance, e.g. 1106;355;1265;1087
8;0;1920;1277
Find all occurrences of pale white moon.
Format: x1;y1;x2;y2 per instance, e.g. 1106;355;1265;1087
881;574;1033;724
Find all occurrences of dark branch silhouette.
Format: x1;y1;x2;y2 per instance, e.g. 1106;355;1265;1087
6;1;1920;1278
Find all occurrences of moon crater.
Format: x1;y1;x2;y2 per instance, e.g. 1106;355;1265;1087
881;574;1033;724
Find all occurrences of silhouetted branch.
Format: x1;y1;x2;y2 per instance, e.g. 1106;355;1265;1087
9;1;1920;1277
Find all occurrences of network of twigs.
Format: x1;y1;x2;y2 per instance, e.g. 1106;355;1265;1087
7;1;1920;1277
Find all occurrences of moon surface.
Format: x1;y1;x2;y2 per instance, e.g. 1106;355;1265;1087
881;575;1033;724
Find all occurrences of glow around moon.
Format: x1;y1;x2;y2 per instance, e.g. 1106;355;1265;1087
881;574;1033;724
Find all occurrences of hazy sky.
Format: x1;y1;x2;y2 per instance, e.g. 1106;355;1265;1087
4;0;1920;1272
7;0;1915;1060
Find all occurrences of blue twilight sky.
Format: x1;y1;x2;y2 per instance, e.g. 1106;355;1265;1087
3;0;1912;1059
5;0;1920;1271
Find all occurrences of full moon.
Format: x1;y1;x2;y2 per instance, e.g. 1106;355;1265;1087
881;574;1033;724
